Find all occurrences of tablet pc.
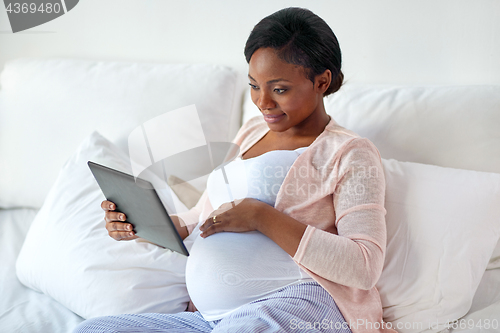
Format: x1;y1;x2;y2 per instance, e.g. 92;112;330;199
88;161;189;256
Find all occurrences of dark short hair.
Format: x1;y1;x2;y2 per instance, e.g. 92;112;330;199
244;7;343;96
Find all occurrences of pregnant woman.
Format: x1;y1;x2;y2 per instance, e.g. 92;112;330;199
75;7;395;333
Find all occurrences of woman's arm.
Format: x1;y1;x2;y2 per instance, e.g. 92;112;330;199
292;138;387;290
199;138;387;290
253;205;307;256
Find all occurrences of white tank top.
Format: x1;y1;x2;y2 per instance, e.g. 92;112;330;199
185;147;313;321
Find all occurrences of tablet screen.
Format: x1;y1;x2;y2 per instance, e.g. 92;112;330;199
88;161;189;256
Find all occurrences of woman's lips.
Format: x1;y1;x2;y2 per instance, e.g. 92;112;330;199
263;113;285;123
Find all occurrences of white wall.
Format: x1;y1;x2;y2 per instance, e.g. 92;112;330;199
1;0;499;85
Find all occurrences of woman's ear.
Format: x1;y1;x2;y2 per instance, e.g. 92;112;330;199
315;69;332;95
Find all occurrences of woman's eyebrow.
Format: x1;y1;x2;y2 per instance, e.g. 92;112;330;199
248;74;291;84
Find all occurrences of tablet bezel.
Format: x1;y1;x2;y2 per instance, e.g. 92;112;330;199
88;161;189;256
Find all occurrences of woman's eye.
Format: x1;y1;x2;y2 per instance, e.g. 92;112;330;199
274;88;286;94
248;83;259;90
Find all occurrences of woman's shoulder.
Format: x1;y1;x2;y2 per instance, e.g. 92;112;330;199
311;118;361;151
311;120;382;166
233;116;382;162
323;118;361;140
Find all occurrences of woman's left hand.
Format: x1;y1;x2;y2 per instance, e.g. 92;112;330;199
199;198;269;238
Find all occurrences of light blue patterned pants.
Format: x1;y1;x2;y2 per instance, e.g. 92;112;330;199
73;282;351;333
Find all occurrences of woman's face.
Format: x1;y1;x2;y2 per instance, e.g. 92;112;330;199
248;47;329;134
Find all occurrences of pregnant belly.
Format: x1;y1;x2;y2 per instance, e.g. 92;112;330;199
185;231;307;321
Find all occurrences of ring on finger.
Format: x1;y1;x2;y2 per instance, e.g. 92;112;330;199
213;215;218;224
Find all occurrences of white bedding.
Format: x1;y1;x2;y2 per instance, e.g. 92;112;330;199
449;269;500;333
3;207;500;333
0;208;83;333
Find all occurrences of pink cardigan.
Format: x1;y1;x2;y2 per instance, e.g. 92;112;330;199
177;116;396;333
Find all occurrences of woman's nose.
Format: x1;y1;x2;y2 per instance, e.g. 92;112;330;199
257;90;276;111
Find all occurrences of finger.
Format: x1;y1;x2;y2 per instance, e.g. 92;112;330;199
200;214;220;232
109;230;137;241
106;222;134;233
118;234;139;241
101;200;116;211
105;211;127;223
200;223;224;238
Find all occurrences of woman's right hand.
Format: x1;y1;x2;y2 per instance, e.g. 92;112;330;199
101;200;139;241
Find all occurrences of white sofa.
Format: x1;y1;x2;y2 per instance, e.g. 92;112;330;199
1;58;499;333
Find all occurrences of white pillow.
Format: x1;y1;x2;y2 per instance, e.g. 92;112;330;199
487;243;500;270
16;132;199;319
0;59;243;208
244;84;500;274
244;84;500;174
378;159;500;333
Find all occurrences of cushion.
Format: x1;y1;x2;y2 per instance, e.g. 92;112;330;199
324;84;500;173
0;208;84;331
487;245;500;270
16;132;199;319
378;158;500;332
244;84;500;269
0;58;243;208
244;84;500;174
